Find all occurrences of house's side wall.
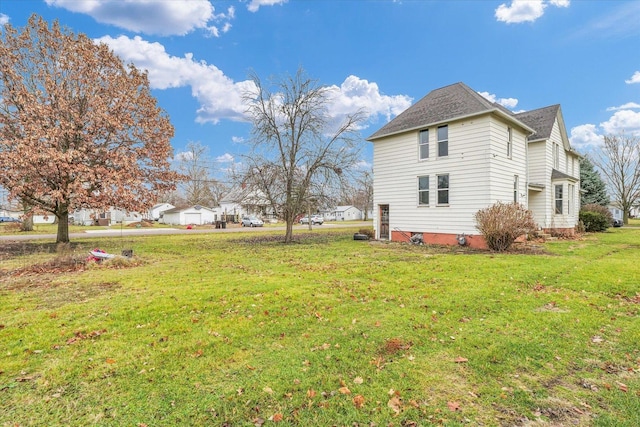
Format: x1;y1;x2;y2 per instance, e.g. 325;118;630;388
527;118;580;231
373;114;528;245
487;116;529;206
527;141;549;228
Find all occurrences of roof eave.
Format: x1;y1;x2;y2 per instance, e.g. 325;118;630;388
367;108;534;142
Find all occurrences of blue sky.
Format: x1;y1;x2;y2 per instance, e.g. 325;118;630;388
1;0;639;173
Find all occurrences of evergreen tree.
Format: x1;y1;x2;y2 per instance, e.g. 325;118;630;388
580;156;609;206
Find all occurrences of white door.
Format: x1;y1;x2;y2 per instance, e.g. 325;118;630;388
184;213;201;225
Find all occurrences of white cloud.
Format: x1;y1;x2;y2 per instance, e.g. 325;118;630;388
216;153;235;163
246;0;288;13
45;0;233;36
325;75;413;124
174;150;195;161
625;71;640;84
231;136;245;144
570;124;602;149
606;102;640;111
571;109;640;150
0;13;9;26
495;0;569;24
96;35;253;124
478;91;519;109
600;110;640;135
96;37;411;128
354;160;372;169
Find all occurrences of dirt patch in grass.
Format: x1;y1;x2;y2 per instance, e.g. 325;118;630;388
2;279;121;309
232;232;346;245
0;241;85;261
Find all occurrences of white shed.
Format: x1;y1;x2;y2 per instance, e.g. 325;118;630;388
161;205;217;225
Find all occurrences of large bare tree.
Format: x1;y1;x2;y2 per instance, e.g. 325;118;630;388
591;133;640;224
242;68;365;242
0;15;180;243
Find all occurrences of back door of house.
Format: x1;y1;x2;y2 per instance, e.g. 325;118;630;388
379;205;389;240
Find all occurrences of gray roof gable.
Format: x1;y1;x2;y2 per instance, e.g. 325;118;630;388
514;104;560;142
367;82;528;140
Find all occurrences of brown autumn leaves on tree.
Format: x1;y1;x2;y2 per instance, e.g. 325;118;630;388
0;15;180;243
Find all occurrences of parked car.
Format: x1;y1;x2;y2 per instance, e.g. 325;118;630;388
300;215;324;225
613;218;623;227
241;216;264;227
0;216;21;223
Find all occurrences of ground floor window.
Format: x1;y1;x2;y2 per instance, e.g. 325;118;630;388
418;176;429;205
568;184;575;215
437;174;449;205
554;184;563;214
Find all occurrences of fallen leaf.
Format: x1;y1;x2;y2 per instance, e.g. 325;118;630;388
454;357;468;363
271;413;283;422
263;386;274;394
388;396;402;415
447;401;461;411
306;389;316;398
616;382;628;392
105;358;116;364
353;377;364;384
339;386;351;394
353;394;365;408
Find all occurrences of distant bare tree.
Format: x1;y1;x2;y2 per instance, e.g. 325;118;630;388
342;168;373;220
177;142;225;207
242;68;365;242
592;133;640;224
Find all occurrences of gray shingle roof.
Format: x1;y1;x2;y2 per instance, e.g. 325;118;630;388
515;105;560;142
368;82;504;140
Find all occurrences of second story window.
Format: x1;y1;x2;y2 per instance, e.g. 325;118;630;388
507;127;513;158
553;142;560;169
419;129;429;160
437;125;448;157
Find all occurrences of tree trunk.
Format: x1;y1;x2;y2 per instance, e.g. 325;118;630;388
284;218;294;243
21;215;34;232
56;210;70;243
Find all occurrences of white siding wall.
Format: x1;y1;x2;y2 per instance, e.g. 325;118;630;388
372;114;528;237
526;118;580;230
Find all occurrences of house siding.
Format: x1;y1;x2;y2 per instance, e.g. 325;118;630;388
373;114;527;242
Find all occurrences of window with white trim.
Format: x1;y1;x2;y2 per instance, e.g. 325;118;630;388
419;130;429;160
507;127;513;158
437;174;449;205
418;176;429;205
554;184;563;214
437;125;448;157
553;142;560;169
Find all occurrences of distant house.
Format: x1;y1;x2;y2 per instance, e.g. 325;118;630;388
218;185;274;222
334;205;363;221
149;203;174;221
367;82;580;248
608;205;623;223
71;207;143;226
161;205;217;225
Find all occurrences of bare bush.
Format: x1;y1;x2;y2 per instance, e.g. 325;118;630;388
475;203;537;252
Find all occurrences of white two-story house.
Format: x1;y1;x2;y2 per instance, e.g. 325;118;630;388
367;82;580;248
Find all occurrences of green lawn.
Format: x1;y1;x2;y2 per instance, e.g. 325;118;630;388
0;227;638;426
